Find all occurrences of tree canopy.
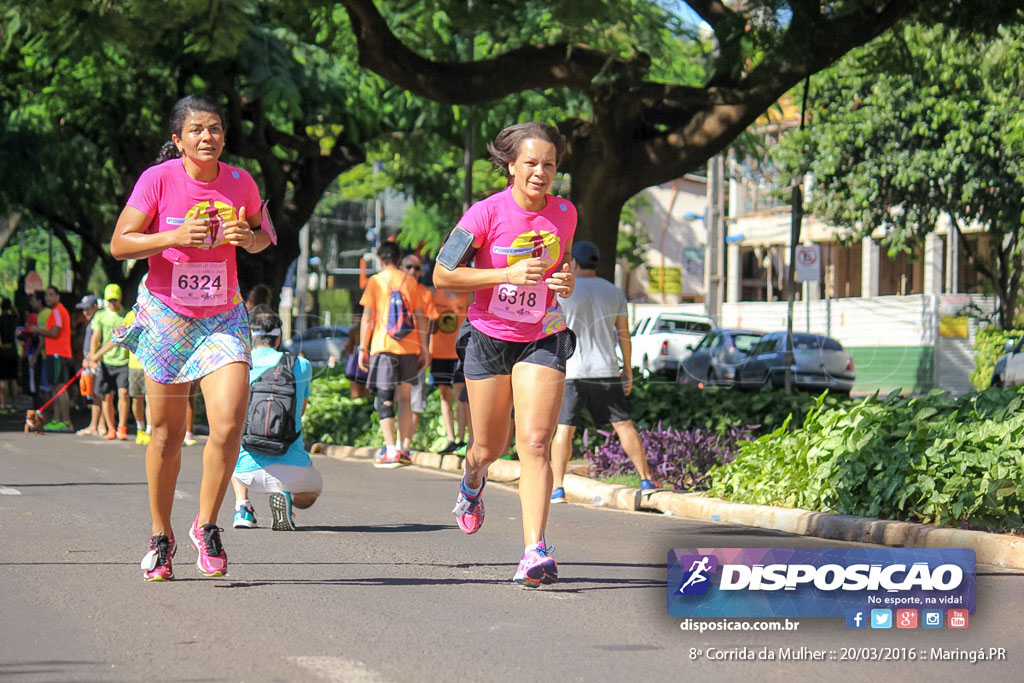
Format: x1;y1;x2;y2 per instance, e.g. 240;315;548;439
339;0;1018;279
0;0;381;300
774;19;1024;327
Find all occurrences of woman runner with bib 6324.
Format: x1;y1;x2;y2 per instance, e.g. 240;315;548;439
111;95;271;581
433;122;576;587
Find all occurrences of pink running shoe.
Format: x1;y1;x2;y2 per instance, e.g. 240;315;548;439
513;539;558;587
141;534;176;581
189;515;228;577
451;476;486;534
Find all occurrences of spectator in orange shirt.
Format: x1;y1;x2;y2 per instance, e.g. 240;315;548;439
33;287;74;429
358;241;430;468
401;252;438;453
429;283;471;454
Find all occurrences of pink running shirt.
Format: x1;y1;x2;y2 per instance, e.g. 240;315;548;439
457;187;577;343
126;159;261;318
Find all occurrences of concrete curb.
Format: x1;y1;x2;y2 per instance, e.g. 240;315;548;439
312;442;1024;570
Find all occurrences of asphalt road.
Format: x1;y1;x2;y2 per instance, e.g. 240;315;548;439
1;421;1021;682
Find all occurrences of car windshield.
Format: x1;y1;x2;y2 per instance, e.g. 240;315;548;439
732;334;762;353
656;318;713;333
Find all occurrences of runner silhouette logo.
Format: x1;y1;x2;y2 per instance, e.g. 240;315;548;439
677;555;718;595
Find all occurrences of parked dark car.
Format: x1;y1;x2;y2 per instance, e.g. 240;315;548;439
676;328;764;387
735;331;855;394
282;325;349;364
991;337;1024;387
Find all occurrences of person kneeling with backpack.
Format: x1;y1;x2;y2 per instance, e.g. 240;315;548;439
231;304;320;530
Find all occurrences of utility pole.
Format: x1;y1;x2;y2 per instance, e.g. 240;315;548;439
462;0;475;213
784;184;803;395
703;154;725;325
295;223;310;334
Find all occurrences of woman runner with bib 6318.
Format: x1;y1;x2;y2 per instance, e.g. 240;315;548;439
110;95;271;581
433;122;576;587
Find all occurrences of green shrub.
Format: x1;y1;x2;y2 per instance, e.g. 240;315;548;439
302;369;378;447
626;378;851;436
709;386;1024;533
303;368;453;452
971;327;1024;390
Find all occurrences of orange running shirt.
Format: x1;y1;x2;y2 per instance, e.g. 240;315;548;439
44;303;73;359
429;289;469;360
359;268;428;356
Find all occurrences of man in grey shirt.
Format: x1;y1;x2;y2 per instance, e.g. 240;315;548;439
549;241;659;503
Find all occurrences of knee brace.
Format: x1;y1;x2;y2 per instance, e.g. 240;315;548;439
375;388;395;419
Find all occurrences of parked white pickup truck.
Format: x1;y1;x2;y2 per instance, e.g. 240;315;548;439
629;312;715;378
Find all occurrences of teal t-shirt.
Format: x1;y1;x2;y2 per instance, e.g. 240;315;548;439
234;347;312;471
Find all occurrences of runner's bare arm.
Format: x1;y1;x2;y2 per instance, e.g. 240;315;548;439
433;230;545;291
615;315;633;395
110;206;212;260
221;206;269;254
545;239;574;298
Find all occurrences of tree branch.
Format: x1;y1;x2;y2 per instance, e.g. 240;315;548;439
340;0;641;104
684;0;735;30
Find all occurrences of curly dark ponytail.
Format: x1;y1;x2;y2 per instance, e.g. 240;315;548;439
154;141;180;164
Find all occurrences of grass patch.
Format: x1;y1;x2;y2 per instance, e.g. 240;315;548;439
595;473;643;488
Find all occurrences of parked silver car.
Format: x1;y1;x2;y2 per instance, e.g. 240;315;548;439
735;331;855;394
990;338;1024;387
629;312;715;378
282;325;350;365
677;328;764;387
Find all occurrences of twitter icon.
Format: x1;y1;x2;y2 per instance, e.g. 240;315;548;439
870;609;892;629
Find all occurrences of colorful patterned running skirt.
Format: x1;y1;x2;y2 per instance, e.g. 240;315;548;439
113;284;251;385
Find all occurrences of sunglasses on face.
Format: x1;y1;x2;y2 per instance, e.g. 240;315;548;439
403;264;422;272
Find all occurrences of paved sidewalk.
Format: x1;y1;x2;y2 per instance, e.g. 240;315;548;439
313;443;1024;570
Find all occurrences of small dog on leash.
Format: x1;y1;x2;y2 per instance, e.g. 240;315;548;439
24;409;46;434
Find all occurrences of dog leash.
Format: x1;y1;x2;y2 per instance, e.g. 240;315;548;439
36;367;84;414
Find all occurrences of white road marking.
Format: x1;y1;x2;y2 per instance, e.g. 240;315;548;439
287;656;385;682
0;487;22;495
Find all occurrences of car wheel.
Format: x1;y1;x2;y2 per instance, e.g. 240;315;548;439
991;376;1003;388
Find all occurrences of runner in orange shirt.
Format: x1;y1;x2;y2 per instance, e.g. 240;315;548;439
358;241;431;468
429;284;470;454
400;252;438;453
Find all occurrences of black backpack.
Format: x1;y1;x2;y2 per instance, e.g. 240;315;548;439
242;353;299;456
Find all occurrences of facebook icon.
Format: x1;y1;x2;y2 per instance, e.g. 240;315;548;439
845;609;867;629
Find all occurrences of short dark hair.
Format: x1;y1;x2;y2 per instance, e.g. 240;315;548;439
246;283;272;307
378;241;401;265
487;122;566;180
249;304;282;346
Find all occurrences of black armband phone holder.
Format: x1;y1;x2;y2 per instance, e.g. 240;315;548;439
436;226;477;271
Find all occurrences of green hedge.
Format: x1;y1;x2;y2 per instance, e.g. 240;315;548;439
709;386;1024;533
302;367;452;453
971;327;1024;390
304;371;851;455
625;380;851;435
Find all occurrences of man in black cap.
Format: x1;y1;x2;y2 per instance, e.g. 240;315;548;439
549;241;660;503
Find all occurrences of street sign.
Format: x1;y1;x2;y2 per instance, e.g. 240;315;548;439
795;244;821;282
682;248;704;276
648;266;682;294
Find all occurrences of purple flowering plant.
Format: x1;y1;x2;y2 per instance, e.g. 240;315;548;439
584;422;756;491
